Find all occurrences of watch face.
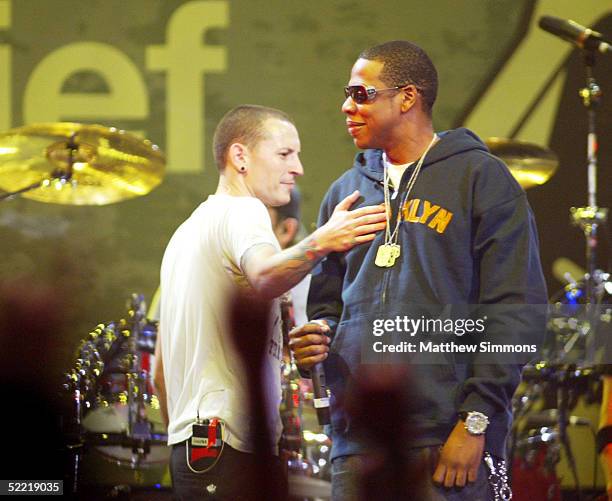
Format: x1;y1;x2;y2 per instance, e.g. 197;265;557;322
466;412;489;434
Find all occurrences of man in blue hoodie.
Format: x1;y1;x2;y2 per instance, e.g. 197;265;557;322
289;41;548;500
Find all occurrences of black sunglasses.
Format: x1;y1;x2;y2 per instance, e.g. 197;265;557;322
343;84;410;104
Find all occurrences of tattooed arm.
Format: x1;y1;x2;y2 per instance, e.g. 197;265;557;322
242;190;385;300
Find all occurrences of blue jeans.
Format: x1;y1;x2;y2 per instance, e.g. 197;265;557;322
331;447;494;501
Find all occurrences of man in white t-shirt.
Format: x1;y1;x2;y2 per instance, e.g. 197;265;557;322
154;105;386;500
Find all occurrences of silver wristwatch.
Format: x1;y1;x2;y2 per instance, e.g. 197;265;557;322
459;411;489;435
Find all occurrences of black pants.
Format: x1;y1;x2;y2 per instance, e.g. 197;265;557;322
171;441;287;500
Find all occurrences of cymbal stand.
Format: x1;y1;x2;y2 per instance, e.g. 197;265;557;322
560;47;608;500
125;293;153;466
0;132;77;201
570;49;608;306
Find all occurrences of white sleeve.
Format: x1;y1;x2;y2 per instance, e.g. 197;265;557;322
224;198;280;270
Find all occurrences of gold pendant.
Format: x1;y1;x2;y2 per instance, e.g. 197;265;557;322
390;244;400;259
375;244;392;267
387;244;400;266
375;244;401;267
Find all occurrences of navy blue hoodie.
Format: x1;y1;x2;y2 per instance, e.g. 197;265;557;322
307;128;548;460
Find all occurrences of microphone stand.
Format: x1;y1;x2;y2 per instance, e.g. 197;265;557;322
570;49;608;307
561;45;608;501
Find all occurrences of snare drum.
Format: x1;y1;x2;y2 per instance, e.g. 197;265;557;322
82;389;169;467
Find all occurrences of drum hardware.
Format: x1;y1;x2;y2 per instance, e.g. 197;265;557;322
0;122;165;204
512;426;562;501
512;336;607;497
511;372;569;501
279;294;332;489
279;294;302;455
62;322;120;423
556;372;585;498
512;363;606;497
511;40;610;496
569;45;608;308
546;273;612;384
124;294;153;456
62;321;122;496
61;295;168;495
83;431;168;456
137;320;158;355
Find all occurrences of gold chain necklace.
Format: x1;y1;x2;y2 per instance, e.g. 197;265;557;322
375;134;438;268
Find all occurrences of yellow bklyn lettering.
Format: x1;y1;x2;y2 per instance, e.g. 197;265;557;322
402;199;453;234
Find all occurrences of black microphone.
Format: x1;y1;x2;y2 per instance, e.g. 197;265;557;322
539;15;611;54
311;362;331;425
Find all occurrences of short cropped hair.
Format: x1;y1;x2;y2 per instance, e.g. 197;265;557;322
213;105;295;171
359;41;438;115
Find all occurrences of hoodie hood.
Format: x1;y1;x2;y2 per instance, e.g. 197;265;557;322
353;127;490;183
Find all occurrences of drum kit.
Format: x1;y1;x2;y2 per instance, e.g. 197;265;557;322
0;123;168;496
61;294;169;497
503;47;611;500
0;73;606;498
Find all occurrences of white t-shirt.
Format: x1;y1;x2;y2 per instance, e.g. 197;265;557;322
160;194;283;453
382;152;413;196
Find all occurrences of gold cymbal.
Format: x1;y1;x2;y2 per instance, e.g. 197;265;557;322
485;137;559;189
0;123;165;205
